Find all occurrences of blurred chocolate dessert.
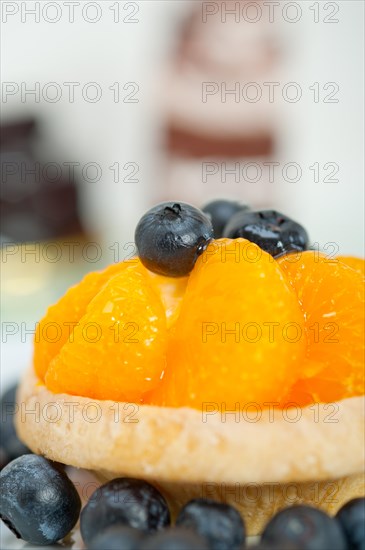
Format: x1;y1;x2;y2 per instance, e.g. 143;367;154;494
1;118;83;243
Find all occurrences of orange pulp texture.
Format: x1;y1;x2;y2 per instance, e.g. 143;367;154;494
278;251;365;405
34;240;364;408
150;239;306;409
35;259;187;401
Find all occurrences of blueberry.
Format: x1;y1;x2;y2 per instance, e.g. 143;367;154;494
80;477;170;546
1;384;30;468
201;199;249;238
336;497;365;550
135;202;213;277
223;209;309;257
141;527;209;550
87;525;145;550
261;505;348;550
0;454;81;545
176;498;245;550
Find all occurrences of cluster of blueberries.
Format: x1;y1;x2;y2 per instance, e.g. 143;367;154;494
135;199;310;277
0;453;364;550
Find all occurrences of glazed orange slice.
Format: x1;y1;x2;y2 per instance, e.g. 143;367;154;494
34;261;130;381
34;258;189;401
44;263;168;401
149;239;306;409
278;251;365;404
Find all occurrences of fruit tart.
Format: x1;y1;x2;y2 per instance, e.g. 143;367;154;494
16;201;365;535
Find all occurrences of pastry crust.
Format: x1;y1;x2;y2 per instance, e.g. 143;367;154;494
17;367;365;484
16;367;365;534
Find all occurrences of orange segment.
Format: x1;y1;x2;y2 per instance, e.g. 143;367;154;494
278;251;365;403
149;239;306;410
34;261;134;381
45;264;167;401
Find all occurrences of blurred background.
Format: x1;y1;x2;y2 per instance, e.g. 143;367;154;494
1;1;364;390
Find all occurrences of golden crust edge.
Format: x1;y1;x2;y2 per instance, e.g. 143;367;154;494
16;367;365;486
